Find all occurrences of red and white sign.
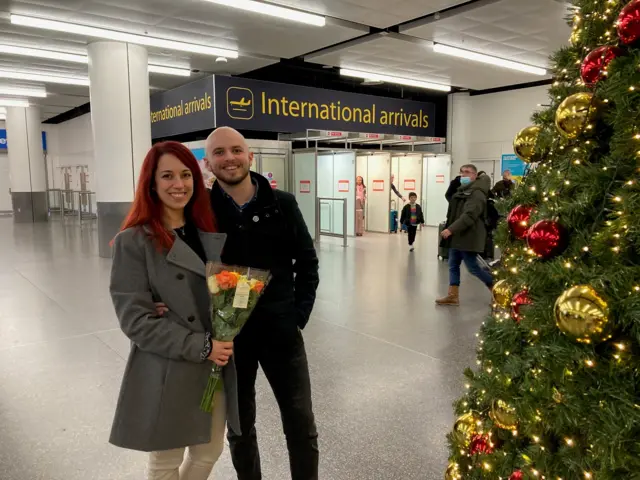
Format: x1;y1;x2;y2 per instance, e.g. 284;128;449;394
403;179;416;191
364;133;381;139
299;180;311;193
338;180;350;192
270;180;278;189
372;180;385;192
435;174;445;184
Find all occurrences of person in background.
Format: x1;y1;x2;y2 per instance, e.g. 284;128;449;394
204;127;320;480
108;141;240;480
445;169;462;202
492;169;515;198
391;173;406;203
436;164;494;306
356;175;366;236
400;192;425;252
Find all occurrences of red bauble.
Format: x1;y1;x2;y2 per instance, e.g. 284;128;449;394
511;290;532;322
469;433;494;455
527;220;569;259
580;46;622;86
509;471;524;480
507;205;534;240
618;0;640;45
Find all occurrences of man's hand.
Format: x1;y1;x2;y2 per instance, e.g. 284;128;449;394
154;302;169;316
402;197;407;202
208;341;234;367
440;228;452;239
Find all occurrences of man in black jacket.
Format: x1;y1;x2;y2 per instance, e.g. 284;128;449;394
205;127;320;480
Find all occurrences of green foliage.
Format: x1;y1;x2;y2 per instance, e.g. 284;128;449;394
446;1;640;478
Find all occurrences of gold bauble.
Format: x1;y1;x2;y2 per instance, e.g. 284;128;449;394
489;399;518;431
453;412;481;447
492;280;512;309
513;125;540;163
554;285;611;344
570;28;581;46
555;92;601;138
552;387;563;404
444;461;461;480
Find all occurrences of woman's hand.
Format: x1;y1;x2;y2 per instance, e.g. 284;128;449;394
208;340;234;367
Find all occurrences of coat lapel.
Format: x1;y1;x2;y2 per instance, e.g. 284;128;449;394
166;236;206;277
198;232;227;263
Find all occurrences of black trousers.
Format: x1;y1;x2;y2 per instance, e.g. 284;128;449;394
228;324;319;480
407;225;418;245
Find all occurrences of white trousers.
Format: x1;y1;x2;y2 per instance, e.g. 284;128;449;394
147;390;226;480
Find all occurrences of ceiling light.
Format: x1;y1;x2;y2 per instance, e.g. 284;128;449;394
340;68;451;92
0;44;87;63
0;70;89;86
433;44;547;75
0;86;47;98
0;107;5;114
0;98;30;108
0;114;5;120
203;0;325;26
10;14;239;58
148;65;191;77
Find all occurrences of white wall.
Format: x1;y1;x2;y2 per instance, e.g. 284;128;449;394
448;86;549;178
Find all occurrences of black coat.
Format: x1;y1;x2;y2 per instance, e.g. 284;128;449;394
400;203;425;226
445;176;462;202
209;172;319;334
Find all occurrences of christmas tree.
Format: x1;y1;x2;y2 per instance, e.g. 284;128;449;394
445;1;640;479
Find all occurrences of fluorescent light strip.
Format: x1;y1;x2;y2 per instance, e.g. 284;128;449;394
148;65;191;77
0;44;87;63
340;68;451;92
0;98;30;108
0;107;6;114
0;114;5;120
0;86;47;97
433;44;547;76
0;70;90;86
204;0;325;26
10;15;239;58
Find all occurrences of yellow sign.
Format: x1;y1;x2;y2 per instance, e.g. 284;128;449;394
150;92;212;124
227;87;254;120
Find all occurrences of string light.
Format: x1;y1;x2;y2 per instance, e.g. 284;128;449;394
585;359;596;367
565;438;575;447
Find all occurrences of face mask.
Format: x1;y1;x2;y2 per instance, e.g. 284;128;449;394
460;176;472;185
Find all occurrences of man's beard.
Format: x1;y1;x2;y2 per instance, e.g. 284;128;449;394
214;165;250;186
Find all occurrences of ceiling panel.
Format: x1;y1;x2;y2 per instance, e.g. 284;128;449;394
266;0;470;28
401;0;571;68
310;36;550;91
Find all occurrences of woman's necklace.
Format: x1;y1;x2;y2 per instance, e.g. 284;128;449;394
176;225;186;235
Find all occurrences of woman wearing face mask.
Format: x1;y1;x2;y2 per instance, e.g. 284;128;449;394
356;175;366;236
108;141;241;480
436;164;493;306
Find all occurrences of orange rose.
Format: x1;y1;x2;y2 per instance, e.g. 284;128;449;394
251;280;265;294
216;271;238;290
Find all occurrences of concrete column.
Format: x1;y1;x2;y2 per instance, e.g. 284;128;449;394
6;106;48;223
88;41;151;258
446;92;472;176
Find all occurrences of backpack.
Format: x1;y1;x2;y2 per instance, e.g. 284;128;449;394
485;198;500;232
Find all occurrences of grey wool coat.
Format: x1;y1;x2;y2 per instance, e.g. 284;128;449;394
109;226;241;452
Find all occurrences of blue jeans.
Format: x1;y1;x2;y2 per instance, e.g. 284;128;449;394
448;248;493;288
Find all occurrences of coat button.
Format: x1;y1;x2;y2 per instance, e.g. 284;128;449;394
176;273;185;280
188;315;195;322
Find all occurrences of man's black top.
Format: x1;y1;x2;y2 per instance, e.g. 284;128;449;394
209;172;319;333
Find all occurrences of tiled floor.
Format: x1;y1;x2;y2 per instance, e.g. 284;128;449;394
0;217;488;480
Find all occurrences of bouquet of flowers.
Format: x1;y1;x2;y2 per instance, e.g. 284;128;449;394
200;262;270;413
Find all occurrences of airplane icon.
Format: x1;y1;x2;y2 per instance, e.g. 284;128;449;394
230;97;252;111
227;87;254;120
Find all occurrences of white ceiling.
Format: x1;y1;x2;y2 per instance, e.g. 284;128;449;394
0;0;571;121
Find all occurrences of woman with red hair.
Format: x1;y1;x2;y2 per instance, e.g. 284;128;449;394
108;141;241;480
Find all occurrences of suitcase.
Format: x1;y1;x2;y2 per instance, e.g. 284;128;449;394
390;210;398;233
438;222;449;260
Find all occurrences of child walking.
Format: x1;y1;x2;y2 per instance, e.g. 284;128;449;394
400;192;425;252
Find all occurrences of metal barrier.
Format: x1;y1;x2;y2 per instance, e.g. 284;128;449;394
315;197;348;247
76;191;97;222
47;189;63;215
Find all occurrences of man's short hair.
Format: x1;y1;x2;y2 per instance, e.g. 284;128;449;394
461;164;477;173
503;169;511;174
409;192;417;198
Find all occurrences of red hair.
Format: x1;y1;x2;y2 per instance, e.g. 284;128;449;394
119;141;216;250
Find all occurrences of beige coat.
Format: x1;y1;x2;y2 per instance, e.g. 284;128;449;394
109;226;240;452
